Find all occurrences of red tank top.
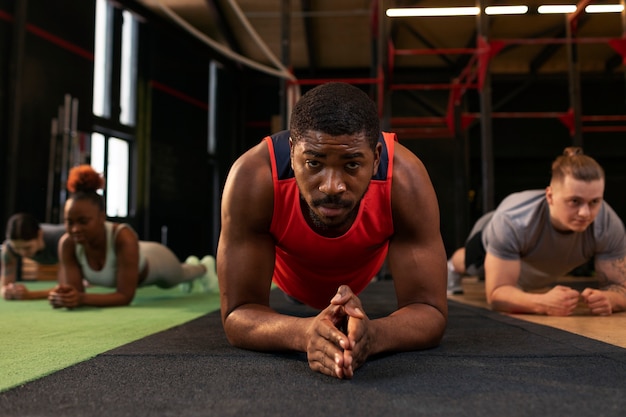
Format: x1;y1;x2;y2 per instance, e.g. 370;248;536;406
267;131;395;309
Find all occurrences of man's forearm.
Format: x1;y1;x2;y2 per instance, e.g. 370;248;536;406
223;305;313;352
489;286;543;314
605;285;626;312
368;303;446;355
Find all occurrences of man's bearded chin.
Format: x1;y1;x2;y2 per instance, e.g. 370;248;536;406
298;183;369;231
305;200;359;232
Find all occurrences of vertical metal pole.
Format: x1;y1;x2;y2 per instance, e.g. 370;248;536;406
161;225;168;245
46;118;58;223
566;16;583;146
453;94;470;248
209;60;220;255
70;97;79;167
6;0;28;216
621;0;626;106
477;0;495;212
279;0;290;130
379;0;392;131
369;0;379;106
59;94;72;211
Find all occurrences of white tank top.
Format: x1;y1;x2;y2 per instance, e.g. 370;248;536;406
74;222;146;287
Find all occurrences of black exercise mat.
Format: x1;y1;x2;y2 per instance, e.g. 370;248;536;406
2;281;625;417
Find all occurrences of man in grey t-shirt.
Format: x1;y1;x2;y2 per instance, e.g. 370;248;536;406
2;214;66;300
447;148;626;316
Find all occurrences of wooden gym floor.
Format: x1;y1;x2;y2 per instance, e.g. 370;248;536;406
448;276;626;349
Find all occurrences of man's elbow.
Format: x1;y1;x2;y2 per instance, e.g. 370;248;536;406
429;315;447;347
412;309;447;350
221;311;248;349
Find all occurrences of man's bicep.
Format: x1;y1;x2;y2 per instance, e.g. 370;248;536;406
387;236;447;309
387;145;447;309
218;147;276;319
387;179;447;309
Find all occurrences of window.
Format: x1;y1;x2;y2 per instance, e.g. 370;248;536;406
92;0;138;218
120;10;138;126
91;133;129;217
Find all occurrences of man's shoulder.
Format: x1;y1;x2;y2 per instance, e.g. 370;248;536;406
222;137;274;219
593;201;626;234
491;190;547;229
498;190;545;207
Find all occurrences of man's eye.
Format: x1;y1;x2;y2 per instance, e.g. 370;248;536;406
306;160;320;168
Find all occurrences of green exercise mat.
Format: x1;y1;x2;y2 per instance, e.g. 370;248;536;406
0;281;220;392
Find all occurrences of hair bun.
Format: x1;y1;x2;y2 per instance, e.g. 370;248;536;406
67;165;105;193
563;146;584;157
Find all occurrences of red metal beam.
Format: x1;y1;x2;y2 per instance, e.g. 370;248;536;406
391;117;447;126
287;77;381;86
393;47;476;56
493;37;618;46
390;83;478;91
608;38;626;65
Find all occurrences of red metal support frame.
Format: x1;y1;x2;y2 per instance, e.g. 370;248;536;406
477;37;505;92
385;3;626;140
608;37;626;65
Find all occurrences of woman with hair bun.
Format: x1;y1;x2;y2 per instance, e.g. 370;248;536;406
49;165;216;308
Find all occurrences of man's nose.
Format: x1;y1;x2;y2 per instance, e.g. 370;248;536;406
318;171;346;194
578;203;591;217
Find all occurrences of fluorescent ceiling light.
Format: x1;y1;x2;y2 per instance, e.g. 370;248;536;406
386;7;480;17
585;4;624;13
386;4;621;17
485;5;529;15
537;5;577;14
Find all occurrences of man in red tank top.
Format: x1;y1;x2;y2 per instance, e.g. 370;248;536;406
218;82;447;379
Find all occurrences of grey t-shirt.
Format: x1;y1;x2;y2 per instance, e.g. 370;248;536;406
35;224;66;264
2;223;65;281
3;223;65;265
482;190;626;290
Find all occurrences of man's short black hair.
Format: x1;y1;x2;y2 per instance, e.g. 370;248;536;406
289;82;380;150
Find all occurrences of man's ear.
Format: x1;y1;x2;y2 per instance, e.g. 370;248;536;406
289;137;294;170
545;185;553;205
372;142;382;177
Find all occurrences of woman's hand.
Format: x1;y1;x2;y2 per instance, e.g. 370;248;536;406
49;284;82;309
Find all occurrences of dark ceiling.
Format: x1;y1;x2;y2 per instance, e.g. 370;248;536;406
133;0;626;80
